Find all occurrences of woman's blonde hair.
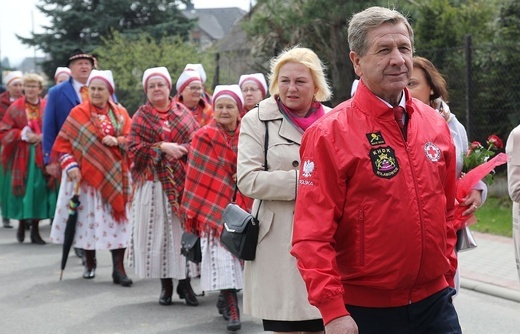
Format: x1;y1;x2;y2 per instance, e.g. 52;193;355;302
23;73;44;88
268;46;331;102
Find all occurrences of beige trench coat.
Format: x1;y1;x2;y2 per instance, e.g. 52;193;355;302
237;96;329;321
506;126;520;281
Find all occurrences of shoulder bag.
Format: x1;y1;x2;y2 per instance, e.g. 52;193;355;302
220;120;269;260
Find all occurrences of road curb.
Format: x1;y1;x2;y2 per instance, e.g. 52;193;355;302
461;278;520;303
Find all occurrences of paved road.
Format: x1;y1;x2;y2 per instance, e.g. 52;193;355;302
3;223;520;333
0;222;264;334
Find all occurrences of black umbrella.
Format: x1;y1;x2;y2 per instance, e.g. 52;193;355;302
59;182;81;281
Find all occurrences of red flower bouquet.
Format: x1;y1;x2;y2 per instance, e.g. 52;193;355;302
462;135;504;186
454;135;507;231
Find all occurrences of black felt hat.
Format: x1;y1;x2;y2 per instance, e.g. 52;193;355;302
66;49;96;67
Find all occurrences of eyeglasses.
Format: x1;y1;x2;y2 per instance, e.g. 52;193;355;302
188;86;203;92
241;87;259;93
147;83;168;90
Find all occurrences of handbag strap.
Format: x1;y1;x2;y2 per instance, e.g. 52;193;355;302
233;119;269;220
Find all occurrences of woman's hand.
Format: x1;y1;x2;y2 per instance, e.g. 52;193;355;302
461;189;482;216
160;142;188;160
102;135;118;147
66;167;82;182
27;132;42;145
232;173;237;182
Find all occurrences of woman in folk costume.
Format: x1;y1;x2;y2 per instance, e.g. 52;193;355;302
0;71;24;229
0;73;57;243
238;73;268;116
174;70;213;126
182;85;253;332
128;67;200;306
49;70;133;286
184;63;212;105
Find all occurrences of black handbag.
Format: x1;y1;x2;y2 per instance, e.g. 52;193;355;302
220;120;269;261
221;201;260;260
181;231;202;263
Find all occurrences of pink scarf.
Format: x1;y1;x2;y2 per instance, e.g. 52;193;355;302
276;96;325;133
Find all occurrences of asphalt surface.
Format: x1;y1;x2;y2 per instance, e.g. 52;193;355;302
1;223;519;333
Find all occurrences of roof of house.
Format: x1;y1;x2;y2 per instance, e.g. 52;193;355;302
183;7;247;41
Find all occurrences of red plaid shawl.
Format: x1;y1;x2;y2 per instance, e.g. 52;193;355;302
0;97;46;195
181;120;253;235
174;95;214;126
128;99;200;216
52;100;132;222
0;91;13;124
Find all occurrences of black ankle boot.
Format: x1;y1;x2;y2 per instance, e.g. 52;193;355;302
17;220;26;243
3;218;12;228
111;249;132;287
83;250;96;279
159;278;173;305
176;278;199;306
30;220;46;244
223;289;241;331
217;290;229;320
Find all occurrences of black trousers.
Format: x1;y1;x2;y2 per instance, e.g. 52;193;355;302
346;288;461;334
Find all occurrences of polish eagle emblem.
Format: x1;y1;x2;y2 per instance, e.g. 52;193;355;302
302;160;315;178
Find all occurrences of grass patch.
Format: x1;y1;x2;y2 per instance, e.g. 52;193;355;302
472;196;512;237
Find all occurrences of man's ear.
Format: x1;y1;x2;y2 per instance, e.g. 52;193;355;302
350;51;362;77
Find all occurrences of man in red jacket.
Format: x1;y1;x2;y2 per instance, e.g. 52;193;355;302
291;6;461;334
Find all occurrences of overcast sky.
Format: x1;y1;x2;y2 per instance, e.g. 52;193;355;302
0;0;255;67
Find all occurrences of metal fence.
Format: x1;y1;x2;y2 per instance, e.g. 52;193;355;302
416;35;520;148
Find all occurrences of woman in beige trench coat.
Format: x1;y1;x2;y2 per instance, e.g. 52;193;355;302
237;47;331;333
506;127;520;282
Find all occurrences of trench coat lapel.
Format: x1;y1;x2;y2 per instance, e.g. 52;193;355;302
258;97;302;145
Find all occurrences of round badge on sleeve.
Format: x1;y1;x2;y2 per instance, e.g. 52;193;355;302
424;142;441;162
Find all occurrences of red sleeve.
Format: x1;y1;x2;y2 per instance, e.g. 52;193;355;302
444;137;458;287
290;122;349;325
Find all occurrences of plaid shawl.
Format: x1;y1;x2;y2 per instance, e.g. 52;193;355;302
174;95;214;126
181;119;253;235
0;91;13;123
52;100;132;222
0;97;46;195
128;99;200;216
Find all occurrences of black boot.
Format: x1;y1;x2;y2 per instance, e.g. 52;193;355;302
111;248;133;287
3;218;12;228
217;290;229;320
223;289;241;331
17;220;26;243
159;278;173;305
176;278;199;306
30;220;46;244
83;250;96;279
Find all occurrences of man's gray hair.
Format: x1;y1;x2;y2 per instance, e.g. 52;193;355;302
348;6;414;56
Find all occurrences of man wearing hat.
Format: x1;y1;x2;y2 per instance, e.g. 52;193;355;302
0;71;23;228
43;49;95;178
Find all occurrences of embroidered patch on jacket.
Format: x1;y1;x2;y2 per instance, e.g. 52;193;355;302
299;160;315;186
366;131;385;146
369;146;399;179
302;160;315;178
424;142;441;162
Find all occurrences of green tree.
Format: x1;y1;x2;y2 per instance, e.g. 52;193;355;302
18;0;194;81
94;31;214;114
243;0;414;106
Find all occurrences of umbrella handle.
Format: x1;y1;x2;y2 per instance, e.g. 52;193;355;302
74;181;81;195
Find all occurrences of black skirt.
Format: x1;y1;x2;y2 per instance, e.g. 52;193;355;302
262;318;324;332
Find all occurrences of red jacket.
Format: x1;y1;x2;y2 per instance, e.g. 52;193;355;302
291;80;457;325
